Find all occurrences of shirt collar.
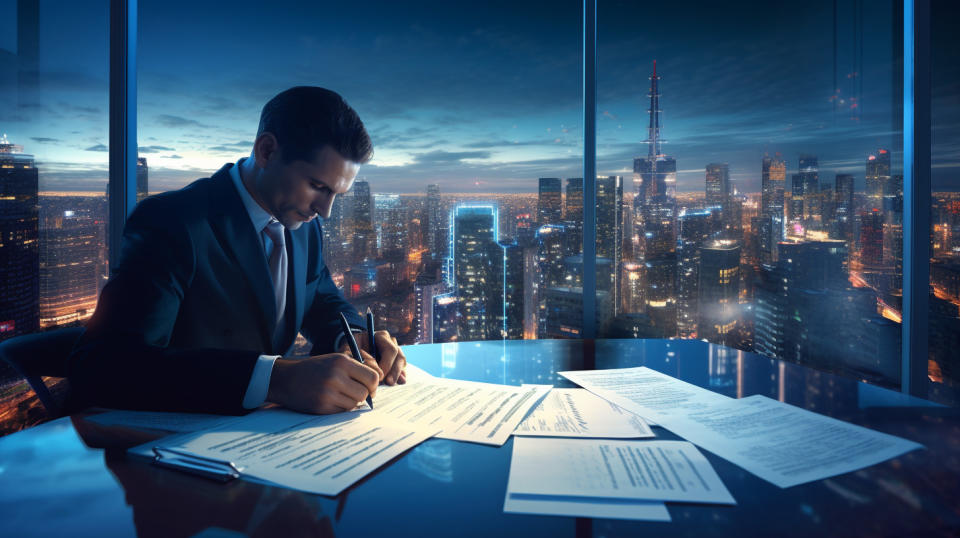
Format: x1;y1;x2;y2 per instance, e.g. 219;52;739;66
229;158;278;237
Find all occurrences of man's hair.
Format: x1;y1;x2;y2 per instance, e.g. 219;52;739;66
257;86;373;164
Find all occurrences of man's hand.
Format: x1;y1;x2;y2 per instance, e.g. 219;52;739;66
267;354;381;414
340;330;407;385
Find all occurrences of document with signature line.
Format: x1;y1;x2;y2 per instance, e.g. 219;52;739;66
371;376;551;446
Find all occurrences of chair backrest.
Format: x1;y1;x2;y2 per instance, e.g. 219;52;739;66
0;327;85;417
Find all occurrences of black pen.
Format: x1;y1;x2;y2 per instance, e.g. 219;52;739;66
365;307;379;362
338;312;374;410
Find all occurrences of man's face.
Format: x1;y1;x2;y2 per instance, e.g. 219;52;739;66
257;145;360;230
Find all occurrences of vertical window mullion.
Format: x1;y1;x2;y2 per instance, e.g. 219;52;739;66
582;0;597;339
902;0;931;396
108;0;138;269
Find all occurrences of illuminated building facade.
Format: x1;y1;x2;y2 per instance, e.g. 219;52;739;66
698;241;741;346
0;136;39;342
352;180;374;263
537;177;562;226
39;211;99;328
451;205;504;341
866;149;890;211
676;209;713;337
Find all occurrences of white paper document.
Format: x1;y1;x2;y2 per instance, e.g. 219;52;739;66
560;367;732;425
503;491;671;522
134;408;437;496
663;395;925;488
86;410;235;432
508;437;735;505
513;388;654;439
370;378;551;446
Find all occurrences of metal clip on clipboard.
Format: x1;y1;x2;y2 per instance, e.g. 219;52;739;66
152;446;244;482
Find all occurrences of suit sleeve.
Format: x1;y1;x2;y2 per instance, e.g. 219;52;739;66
299;222;364;354
67;196;259;414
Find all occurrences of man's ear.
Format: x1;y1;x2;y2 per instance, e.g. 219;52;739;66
253;133;280;168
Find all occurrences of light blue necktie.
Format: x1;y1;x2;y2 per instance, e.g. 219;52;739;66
263;220;287;327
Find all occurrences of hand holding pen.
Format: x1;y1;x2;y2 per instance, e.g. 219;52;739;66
364;307;407;386
339;312;375;409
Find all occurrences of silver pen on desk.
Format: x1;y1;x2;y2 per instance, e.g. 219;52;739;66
339;312;374;409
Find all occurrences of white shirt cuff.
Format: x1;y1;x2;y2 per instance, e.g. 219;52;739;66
242;354;280;409
333;328;363;352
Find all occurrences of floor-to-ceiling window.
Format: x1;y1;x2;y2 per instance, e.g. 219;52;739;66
597;0;906;389
136;0;583;350
927;0;960;405
0;0;110;434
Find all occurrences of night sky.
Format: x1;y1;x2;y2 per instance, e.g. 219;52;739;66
1;0;957;194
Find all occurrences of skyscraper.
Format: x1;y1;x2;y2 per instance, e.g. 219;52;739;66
537;178;562;226
676;209;713;337
706;163;739;239
705;163;730;207
374;193;405;260
866;149;890;211
536;224;566;336
799;154;820;227
432;293;458;343
39;210;99;328
451;205;504;341
0;135;39;341
760;154;786;260
352;180;374;262
860;210;884;266
596;175;623;315
136;157;148;203
634;61;678;336
414;263;445;344
754;239;848;362
502;241;525;339
564;177;583;254
698;241;741;346
789;173;804;232
424;184;446;260
834;173;855;244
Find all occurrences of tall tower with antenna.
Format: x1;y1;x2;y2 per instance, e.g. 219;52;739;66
630;61;678;336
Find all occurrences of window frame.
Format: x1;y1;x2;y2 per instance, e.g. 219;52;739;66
108;0;932;396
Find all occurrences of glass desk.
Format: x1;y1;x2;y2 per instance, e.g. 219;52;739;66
1;339;958;537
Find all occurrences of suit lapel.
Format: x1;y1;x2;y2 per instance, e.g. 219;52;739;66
207;166;277;346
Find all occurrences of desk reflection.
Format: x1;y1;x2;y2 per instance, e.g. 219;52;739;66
72;417;339;538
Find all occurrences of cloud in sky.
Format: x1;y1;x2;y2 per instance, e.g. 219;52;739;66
155;114;210;129
138;145;176;153
412;150;492;163
84;144;108;152
31;137;60;144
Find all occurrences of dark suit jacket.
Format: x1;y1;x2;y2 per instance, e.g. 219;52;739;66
67;163;364;414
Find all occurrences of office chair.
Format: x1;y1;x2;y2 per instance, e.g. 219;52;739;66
0;326;85;418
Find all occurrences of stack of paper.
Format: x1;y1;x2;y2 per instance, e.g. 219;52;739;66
562;367;925;488
368;365;551;446
131;408;438;496
504;438;735;522
560;366;732;425
126;363;554;496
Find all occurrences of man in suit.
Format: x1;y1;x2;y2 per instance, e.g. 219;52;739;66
68;86;405;415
